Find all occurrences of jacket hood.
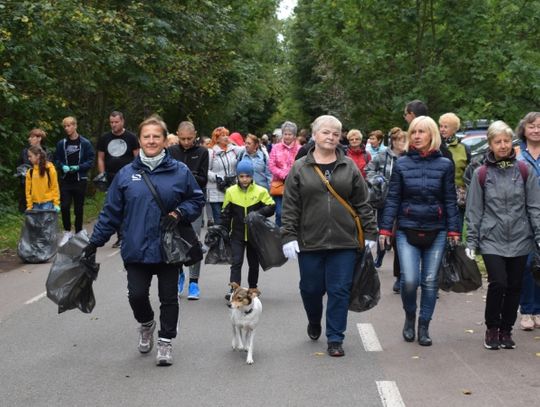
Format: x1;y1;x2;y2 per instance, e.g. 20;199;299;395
485;149;516;166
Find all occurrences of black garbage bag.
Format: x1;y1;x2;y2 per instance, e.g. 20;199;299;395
531;250;540;287
46;231;100;314
245;212;287;271
439;244;461;292
17;209;59;263
349;248;380;312
204;225;233;264
447;244;482;293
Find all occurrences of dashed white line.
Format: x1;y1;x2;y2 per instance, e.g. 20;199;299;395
376;381;406;407
357;323;383;352
25;291;46;304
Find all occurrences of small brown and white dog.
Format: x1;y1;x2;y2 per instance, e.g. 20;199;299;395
229;282;262;365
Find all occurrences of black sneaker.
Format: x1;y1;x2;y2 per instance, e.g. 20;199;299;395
392;279;400;293
327;342;345;357
484;328;500;350
499;330;516;349
307;323;321;340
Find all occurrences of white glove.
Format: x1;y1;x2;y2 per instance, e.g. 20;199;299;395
465;248;476;260
283;240;300;260
365;240;376;250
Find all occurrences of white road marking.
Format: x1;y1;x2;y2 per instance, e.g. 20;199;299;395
107;250;120;258
25;291;46;304
376;381;406;407
357;323;383;352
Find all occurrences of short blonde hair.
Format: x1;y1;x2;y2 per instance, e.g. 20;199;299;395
62;116;77;126
438;113;461;132
346;129;363;141
311;115;342;134
487;120;513;143
406;116;441;151
138;116;168;138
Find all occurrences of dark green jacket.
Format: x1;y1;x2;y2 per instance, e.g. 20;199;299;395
446;139;470;187
281;147;377;251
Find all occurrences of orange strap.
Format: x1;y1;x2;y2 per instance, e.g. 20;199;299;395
313;166;364;248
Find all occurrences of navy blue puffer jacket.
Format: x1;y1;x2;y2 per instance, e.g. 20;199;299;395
379;149;460;234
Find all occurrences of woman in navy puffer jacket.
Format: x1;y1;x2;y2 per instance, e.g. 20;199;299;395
379;116;460;347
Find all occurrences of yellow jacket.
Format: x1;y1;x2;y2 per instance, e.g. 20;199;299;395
25;162;60;210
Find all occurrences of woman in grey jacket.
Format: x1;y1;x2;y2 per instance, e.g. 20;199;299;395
465;120;540;350
281;115;377;357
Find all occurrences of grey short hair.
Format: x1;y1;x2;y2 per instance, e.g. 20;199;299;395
311;115;342;134
177;121;196;132
487;120;513;142
281;120;297;135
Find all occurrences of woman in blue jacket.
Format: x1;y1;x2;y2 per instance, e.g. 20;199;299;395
379;116;460;346
82;117;205;366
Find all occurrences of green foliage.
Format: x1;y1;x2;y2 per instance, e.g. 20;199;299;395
286;0;540;131
0;0;282;199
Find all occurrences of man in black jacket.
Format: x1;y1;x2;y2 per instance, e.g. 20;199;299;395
168;121;209;300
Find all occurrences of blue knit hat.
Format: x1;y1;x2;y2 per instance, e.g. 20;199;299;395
236;160;254;176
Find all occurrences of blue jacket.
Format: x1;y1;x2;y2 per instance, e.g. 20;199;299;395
90;153;205;264
238;149;272;190
55;136;95;180
380;149;460;234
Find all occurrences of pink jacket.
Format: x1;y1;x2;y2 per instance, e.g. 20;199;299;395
268;141;301;181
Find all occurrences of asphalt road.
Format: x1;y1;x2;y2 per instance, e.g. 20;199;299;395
1;238;539;407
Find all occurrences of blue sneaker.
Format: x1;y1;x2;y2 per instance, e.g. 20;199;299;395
187;282;200;300
178;272;185;296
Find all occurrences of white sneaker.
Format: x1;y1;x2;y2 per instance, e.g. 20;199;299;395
156;339;173;366
534;315;540;329
520;314;534;331
59;231;73;246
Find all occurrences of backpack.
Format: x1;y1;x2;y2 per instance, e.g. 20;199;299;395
477;161;528;189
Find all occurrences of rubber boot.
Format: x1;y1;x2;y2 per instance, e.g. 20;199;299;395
418;319;432;346
403;312;415;342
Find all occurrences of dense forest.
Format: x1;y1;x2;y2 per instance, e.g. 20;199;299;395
1;0;539;209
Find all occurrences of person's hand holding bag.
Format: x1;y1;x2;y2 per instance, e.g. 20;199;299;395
283;240;300;260
162;210;182;231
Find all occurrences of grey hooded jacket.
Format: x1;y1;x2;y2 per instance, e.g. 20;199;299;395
465;152;540;257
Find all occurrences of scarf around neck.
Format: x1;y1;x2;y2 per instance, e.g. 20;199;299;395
139;149;165;171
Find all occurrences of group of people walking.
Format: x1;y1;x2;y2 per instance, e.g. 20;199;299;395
19;104;540;365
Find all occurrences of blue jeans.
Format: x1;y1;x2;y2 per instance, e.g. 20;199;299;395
298;249;357;343
396;230;446;321
273;195;282;226
32;201;54;210
210;202;223;224
520;254;540;315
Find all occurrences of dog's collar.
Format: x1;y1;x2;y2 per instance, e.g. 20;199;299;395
244;308;253;315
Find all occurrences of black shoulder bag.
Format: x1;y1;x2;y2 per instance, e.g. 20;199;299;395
140;171;203;266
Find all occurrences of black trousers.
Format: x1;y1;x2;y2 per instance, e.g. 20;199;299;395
483;254;528;331
125;263;179;339
60;180;87;232
230;239;260;288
